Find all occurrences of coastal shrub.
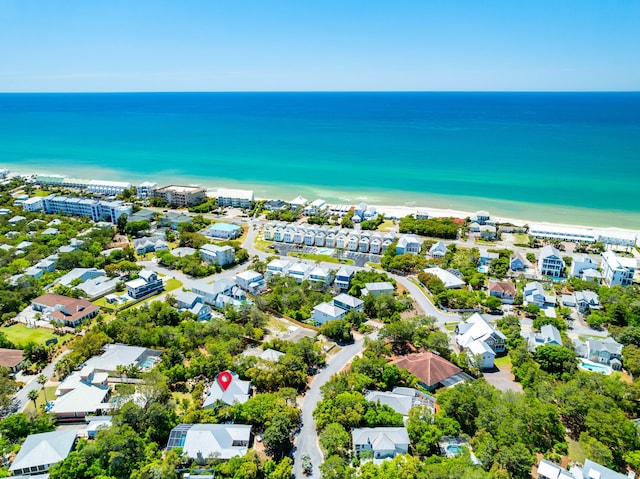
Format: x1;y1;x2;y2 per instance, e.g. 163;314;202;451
399;216;459;239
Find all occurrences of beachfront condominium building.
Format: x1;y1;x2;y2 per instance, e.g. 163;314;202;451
216;188;254;209
136;181;158;199
35;175;132;195
154;185;207;207
601;251;637;287
26;194;131;224
87;180;132;196
538;245;566;278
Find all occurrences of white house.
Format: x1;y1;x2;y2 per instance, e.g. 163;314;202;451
574;291;600;313
308;266;333;286
538;245;566;278
455;313;506;369
167;424;252;460
423;267;465;289
352;427;410;460
200;244;235;266
126;270;163;299
204;222;243;240
396;236;421;255
266;259;292;277
575;337;623;367
9;430;77;476
312;302;347;325
362;282;395;297
235;270;265;293
288;262;313;283
569;255;597;278
523;281;556;307
526;324;562;351
202;371;251;407
601;251;636;287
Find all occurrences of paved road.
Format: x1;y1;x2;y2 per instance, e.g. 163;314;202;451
292;332;376;479
392;275;461;329
15;350;72;412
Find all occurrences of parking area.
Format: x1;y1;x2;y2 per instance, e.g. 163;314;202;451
342;251;380;267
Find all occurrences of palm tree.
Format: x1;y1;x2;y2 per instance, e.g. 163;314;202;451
37;374;48;402
27;389;39;409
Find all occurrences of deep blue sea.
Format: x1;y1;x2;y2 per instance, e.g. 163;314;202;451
0;92;639;228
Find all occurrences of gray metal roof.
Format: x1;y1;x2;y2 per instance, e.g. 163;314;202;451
9;430;76;472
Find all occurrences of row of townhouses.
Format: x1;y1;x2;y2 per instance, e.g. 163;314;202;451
263;222;422;255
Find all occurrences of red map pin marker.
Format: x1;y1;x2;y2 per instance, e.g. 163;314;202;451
217;371;233;392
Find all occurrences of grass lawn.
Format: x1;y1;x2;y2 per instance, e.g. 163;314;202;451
253;236;272;253
287;252;353;265
566;437;586;464
164;278;182;292
1;324;71;347
377;220;396;232
494;355;512;368
514;233;529;244
24;386;58;413
366;262;383;270
444;323;457;332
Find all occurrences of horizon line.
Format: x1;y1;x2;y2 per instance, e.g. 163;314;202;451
1;90;639;94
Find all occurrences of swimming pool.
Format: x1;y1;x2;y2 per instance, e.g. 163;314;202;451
139;357;157;369
579;361;610;374
446;445;463;455
316;248;335;256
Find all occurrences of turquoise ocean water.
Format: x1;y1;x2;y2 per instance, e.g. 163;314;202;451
0;92;638;228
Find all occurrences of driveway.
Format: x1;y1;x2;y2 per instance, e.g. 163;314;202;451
483;366;523;393
292;332;377;479
14;349;72;412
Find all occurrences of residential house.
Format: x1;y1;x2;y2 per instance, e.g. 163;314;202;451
204;222;242;240
537;458;627;479
536;459;575;479
266;259;292;277
312;302;347;325
308;266;333;286
31;293;100;327
171;246;197;258
574;290;600;313
510;252;531;272
56;267;105;287
8;215;26;225
9;430;77;476
133;237;168;255
51;366;111;422
581;268;602;282
24;266;43;279
127;208;156;223
455;313;507;367
575;337;623;367
200;244;235;266
396;236;421;255
347;234;359;251
75;276;120;301
429;241;447;258
364;388;435;418
523;282;556;307
235;270;265;293
136;181;158;199
202;371;251;407
175;292;211;320
264;199;287;211
333;293;364;312
526;324;562;352
167;424;252;460
125;270;163;299
260;348;285;362
601;251;636;287
390;351;473;391
289;196;308;210
35;255;58;273
335;265;355;290
538;245;566;278
569;255;597;278
488;280;517;304
352;427;410;460
83;344;161;374
288;262;313;283
160;211;193;230
192;278;243;308
0;348;25;374
362;282;395;298
305;199;327;215
478;249;499;268
423;267;466;289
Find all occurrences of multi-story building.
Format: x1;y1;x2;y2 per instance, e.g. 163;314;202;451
27;194;131;224
199;244;235;266
154;185;207;207
136;181;158;199
538;245;565;278
87;180;132;196
125;270;164;299
601;251;636;287
216;188;254;209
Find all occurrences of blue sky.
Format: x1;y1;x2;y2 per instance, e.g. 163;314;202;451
1;0;638;91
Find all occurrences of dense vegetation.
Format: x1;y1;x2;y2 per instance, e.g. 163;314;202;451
399;216;460;239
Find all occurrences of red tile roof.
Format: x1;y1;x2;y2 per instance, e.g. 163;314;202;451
390;351;462;388
32;293;100;325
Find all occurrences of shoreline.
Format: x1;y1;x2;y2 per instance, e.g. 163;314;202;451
4;165;640;237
